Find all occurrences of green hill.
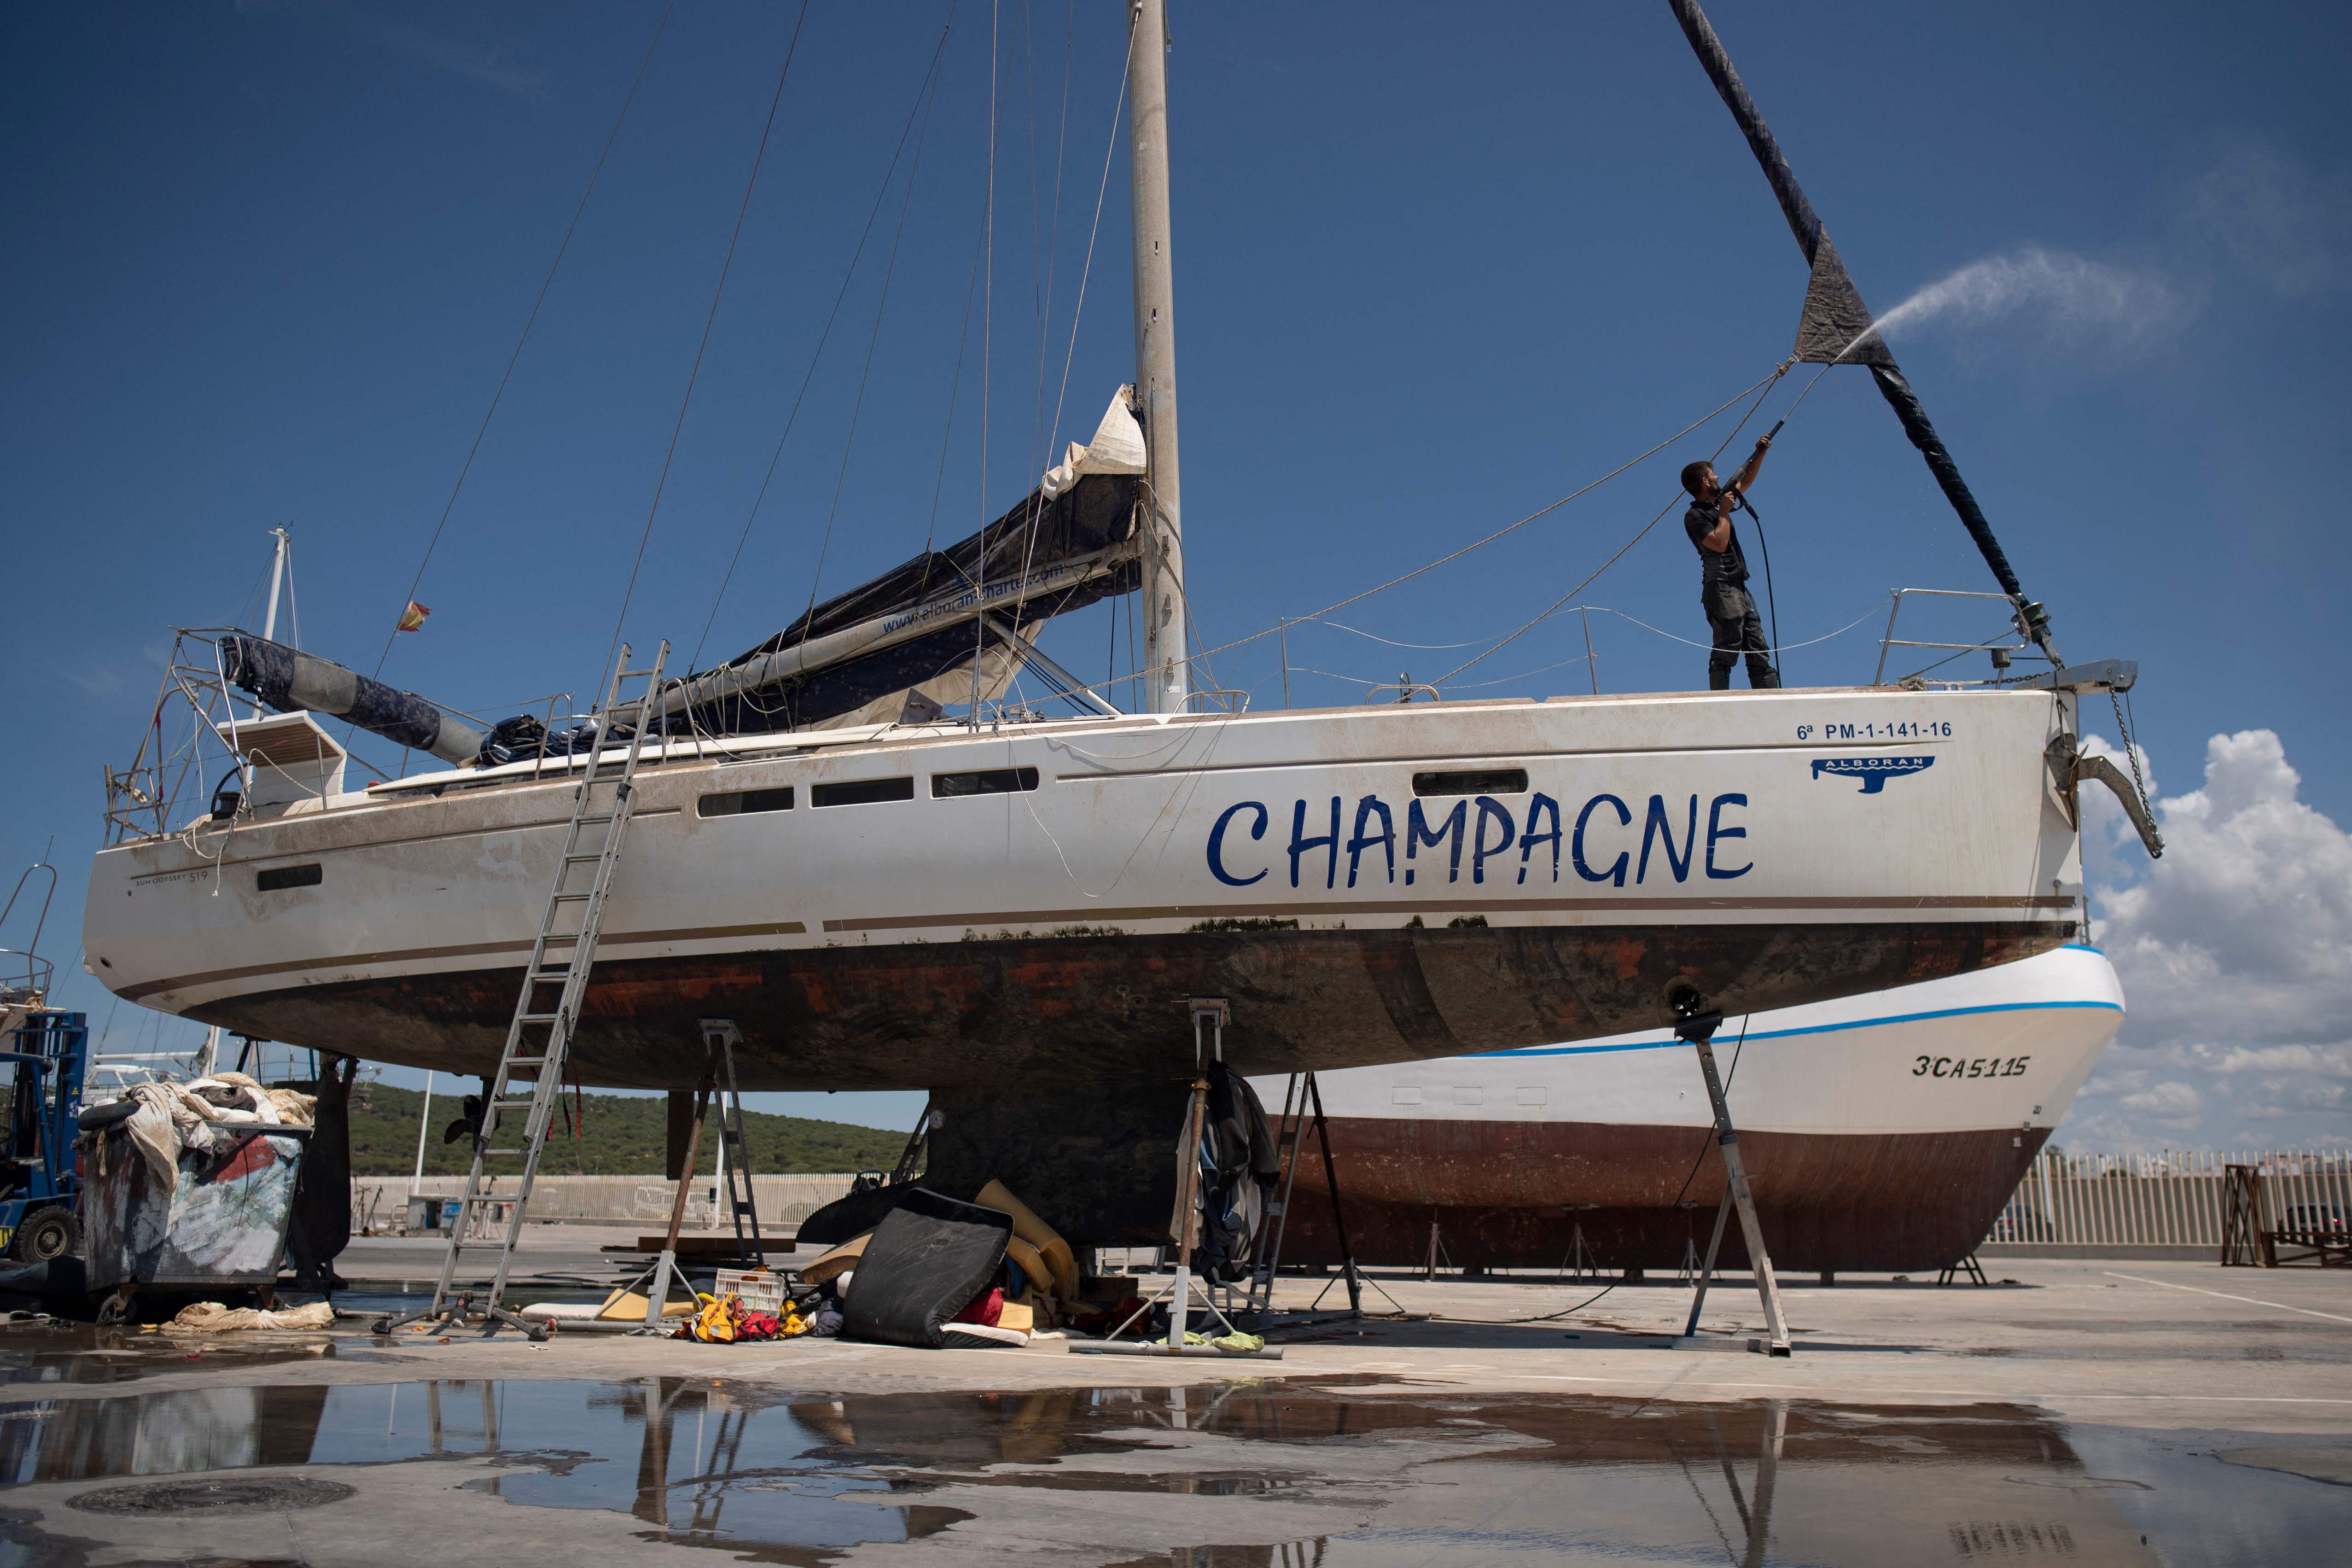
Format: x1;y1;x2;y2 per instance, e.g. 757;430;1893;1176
349;1083;908;1177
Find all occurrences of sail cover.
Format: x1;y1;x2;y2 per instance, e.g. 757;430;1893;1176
221;634;486;765
656;389;1147;734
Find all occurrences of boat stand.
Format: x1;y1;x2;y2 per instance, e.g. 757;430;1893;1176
1670;988;1793;1356
1071;999;1282;1361
1229;1071;1400;1329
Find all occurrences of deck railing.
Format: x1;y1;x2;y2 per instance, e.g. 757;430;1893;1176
1989;1149;2351;1250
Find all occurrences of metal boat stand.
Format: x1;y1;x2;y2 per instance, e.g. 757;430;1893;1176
1670;985;1793;1356
1226;1071;1401;1331
628;1018;767;1331
1071;998;1281;1360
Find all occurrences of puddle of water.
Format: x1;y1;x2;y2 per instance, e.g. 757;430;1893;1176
0;1324;353;1387
0;1376;2346;1564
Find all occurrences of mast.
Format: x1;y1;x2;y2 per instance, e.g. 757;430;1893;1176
1125;0;1188;712
248;525;292;718
1664;0;2059;663
261;526;290;642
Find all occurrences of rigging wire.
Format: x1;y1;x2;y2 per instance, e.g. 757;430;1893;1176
1005;13;1133;635
1295;619;1498;652
794;27;955;641
923;225;992;563
957;363;1814;711
1283;592;1889;698
600;0;813;698
693;12;960;673
373;0;677;682
1171;367;1785;681
1430;363;1791;687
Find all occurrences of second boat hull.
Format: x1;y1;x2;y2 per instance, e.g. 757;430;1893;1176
1252;944;2122;1273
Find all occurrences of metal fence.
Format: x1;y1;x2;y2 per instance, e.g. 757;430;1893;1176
352;1173;858;1233
1988;1149;2351;1251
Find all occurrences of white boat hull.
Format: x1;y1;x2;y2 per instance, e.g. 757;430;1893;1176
83;685;2084;1090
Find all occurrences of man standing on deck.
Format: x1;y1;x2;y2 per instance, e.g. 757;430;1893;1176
1682;436;1779;689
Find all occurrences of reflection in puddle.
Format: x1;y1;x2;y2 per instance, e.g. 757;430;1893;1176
1;1375;2346;1564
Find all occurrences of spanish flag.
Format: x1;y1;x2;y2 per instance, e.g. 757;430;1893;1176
395;600;432;633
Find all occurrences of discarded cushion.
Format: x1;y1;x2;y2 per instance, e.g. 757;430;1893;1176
794;1231;872;1287
840;1187;1013;1350
1001;1236;1050;1300
973;1180;1079;1300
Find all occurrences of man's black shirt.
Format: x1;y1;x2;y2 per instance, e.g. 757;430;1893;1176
1684;498;1750;600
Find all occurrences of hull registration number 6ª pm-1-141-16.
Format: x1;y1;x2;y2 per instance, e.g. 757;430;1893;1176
1797;720;1955;740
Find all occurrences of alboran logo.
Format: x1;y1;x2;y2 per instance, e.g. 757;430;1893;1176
1811;756;1936;794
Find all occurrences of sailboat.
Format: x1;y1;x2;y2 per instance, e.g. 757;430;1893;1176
81;2;2153;1095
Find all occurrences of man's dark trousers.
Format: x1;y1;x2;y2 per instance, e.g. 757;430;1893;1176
1707;586;1779;690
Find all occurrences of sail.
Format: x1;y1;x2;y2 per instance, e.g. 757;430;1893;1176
655;389;1147;734
1792;236;1893;367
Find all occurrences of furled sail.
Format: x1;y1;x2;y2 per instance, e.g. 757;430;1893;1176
221;634;486;765
654;388;1147;734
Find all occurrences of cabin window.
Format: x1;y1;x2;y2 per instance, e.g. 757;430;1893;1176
810;776;915;808
1412;768;1528;797
698;787;794;817
256;864;322;892
932;767;1039;799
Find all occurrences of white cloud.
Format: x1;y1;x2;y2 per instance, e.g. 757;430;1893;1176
2119;1080;2201;1118
2062;729;2352;1151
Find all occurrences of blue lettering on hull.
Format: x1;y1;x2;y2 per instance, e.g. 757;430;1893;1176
1205;790;1754;892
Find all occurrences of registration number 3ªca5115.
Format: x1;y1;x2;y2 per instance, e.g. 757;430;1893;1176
1917;1055;2029;1079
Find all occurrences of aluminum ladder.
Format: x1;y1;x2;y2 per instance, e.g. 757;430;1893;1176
380;641;670;1338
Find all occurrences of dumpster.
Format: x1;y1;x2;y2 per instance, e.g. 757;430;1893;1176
78;1106;310;1315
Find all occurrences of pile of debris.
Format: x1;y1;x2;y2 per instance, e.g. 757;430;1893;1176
104;1073;314;1194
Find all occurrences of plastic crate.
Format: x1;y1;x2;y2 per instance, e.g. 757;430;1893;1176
714;1268;787;1315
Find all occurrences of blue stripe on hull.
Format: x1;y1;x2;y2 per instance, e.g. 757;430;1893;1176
1473;996;2123;1060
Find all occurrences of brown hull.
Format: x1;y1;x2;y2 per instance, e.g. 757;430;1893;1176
187;919;2067;1091
1273;1117;2052;1274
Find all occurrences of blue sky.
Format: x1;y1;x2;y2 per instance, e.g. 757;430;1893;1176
4;1;2346;1145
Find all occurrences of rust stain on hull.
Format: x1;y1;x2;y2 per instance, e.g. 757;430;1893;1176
188;920;2068;1091
1275;1117;2053;1274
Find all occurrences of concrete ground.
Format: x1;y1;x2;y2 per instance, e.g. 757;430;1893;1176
0;1251;2344;1565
